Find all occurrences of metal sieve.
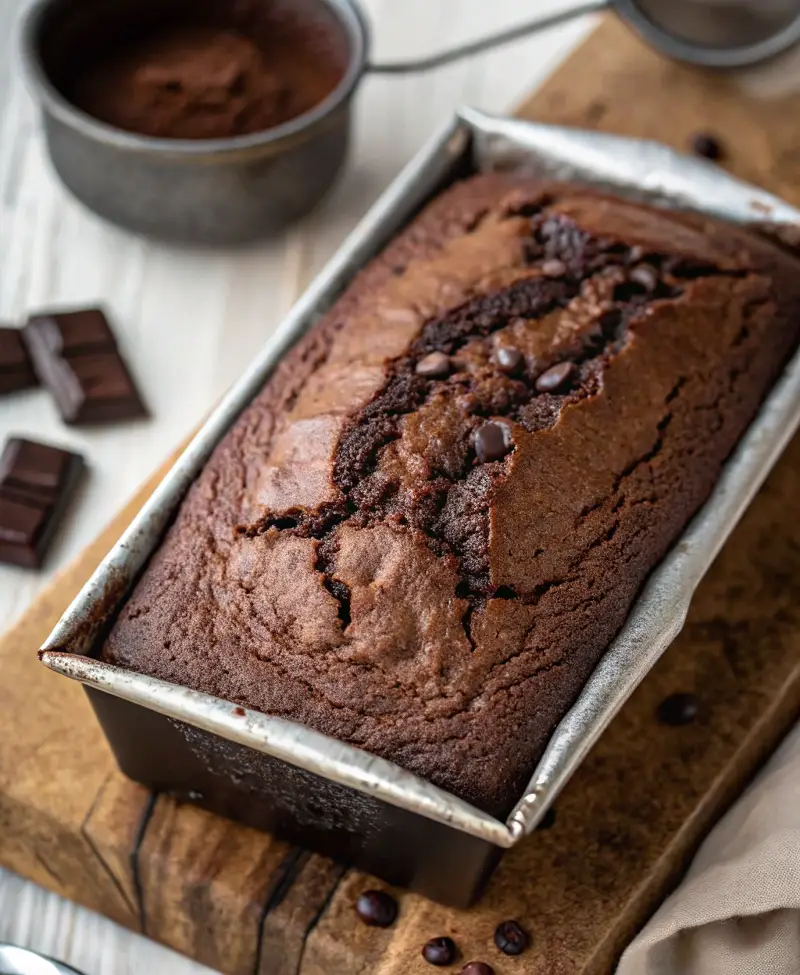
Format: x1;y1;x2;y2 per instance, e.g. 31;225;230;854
369;0;800;73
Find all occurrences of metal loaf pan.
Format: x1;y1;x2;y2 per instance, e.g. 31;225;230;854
40;109;800;907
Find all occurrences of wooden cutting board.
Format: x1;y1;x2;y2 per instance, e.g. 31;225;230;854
4;14;800;975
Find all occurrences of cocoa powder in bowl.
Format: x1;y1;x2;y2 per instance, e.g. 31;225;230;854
65;0;348;140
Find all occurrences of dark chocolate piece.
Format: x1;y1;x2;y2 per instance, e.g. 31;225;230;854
535;361;575;393
23;309;148;424
0;437;84;568
0;327;38;395
474;422;513;463
494;920;529;956
355;889;397;927
690;132;724;161
416;351;451;378
494;346;523;375
422;937;457;966
657;691;700;726
460;963;494;975
0;497;49;569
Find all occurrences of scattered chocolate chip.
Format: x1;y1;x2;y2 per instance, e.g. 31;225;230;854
535;361;575;393
474;422;513;463
422;937;457;966
690;132;724;161
627;245;646;264
494;920;529;956
541;258;567;278
0;327;38;396
537;806;557;830
494;346;523;375
355;889;397;927
0;437;84;569
657;692;699;726
460;963;494;975
415;351;451;379
23;309;148;424
629;264;659;291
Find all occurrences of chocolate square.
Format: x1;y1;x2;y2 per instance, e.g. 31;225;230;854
23;309;148;425
0;438;85;569
0;438;74;502
0;327;38;395
29;308;117;357
0;497;49;570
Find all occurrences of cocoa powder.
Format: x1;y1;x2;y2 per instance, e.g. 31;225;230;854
68;13;345;140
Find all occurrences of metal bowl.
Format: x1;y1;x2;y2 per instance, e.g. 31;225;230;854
20;0;369;245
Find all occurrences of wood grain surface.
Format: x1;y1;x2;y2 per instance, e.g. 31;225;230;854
3;13;800;975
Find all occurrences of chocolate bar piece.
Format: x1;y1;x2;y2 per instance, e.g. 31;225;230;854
0;438;84;568
0;326;38;395
23;308;148;424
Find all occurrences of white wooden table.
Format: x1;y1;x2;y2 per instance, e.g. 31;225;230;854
0;1;592;972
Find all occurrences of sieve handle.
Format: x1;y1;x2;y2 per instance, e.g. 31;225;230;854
366;1;609;74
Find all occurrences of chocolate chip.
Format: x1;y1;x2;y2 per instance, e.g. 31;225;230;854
355;889;397;927
538;806;557;830
541;258;567;278
627;245;646;264
494;346;523;374
535;361;574;393
656;692;699;726
422;937;457;966
629;264;659;291
415;351;451;378
494;920;529;956
690;132;724;161
460;963;494;975
474;422;513;463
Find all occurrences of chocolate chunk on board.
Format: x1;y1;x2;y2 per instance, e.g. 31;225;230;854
0;438;84;569
0;327;38;395
23;309;148;424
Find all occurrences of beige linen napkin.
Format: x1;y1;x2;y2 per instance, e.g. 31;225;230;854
617;721;800;975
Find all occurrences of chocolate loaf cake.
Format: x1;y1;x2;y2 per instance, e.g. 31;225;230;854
103;175;800;817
